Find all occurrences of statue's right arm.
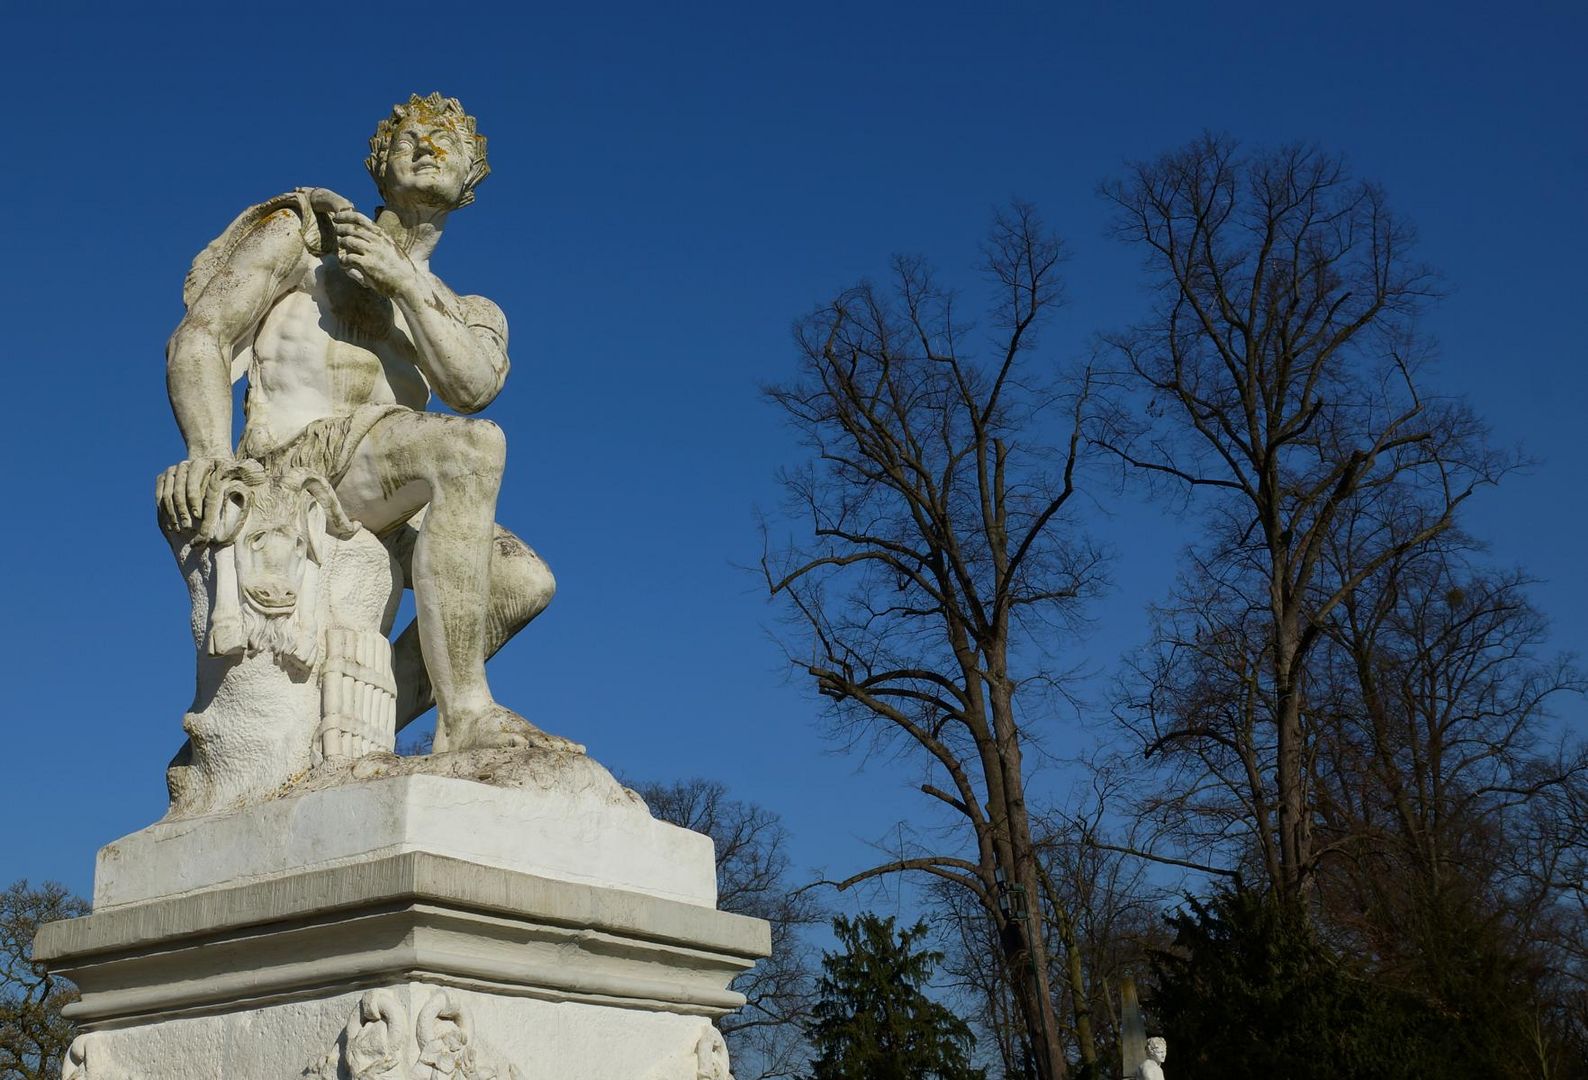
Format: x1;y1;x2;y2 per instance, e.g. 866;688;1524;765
159;208;307;532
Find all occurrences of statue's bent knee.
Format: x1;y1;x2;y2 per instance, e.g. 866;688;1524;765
494;537;555;629
459;418;507;476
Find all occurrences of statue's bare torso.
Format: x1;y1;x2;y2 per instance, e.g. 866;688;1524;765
245;259;436;454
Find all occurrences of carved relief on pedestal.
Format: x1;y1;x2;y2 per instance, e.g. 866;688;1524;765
304;988;521;1080
304;989;407;1080
693;1025;734;1080
644;1023;735;1080
413;988;521;1080
62;1035;135;1080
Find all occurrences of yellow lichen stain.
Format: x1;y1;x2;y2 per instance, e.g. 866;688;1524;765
241;206;298;240
416;130;448;161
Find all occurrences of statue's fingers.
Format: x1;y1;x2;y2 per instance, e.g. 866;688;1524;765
185;460;210;525
331;209;376;230
155;469;171;522
338;227;379;251
173;461;192;529
160;468;182;530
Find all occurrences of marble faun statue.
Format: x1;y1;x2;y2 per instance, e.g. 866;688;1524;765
156;93;570;760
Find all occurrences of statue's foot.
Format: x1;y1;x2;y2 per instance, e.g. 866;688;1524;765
434;703;585;755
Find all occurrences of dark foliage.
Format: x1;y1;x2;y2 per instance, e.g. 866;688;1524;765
1;881;86;1080
1144;887;1548;1080
806;914;985;1080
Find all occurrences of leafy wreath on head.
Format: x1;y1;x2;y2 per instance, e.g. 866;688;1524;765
366;92;491;208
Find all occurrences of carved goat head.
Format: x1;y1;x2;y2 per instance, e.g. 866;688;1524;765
197;462;358;661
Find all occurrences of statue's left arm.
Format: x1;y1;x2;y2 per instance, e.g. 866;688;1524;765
389;277;508;414
331;210;509;413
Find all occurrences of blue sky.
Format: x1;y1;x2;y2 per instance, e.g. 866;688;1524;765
2;1;1583;913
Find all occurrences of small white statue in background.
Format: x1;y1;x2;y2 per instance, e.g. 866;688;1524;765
1136;1036;1167;1080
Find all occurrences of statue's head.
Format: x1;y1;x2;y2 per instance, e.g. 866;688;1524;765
366;92;490;211
1145;1037;1167;1063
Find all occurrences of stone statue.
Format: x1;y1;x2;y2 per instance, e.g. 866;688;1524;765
1136;1036;1167;1080
157;93;572;796
37;93;770;1080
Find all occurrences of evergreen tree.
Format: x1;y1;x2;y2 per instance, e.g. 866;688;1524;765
806;913;985;1080
1147;888;1453;1079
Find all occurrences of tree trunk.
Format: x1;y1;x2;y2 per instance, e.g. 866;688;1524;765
1273;624;1311;903
1049;891;1097;1076
999;895;1068;1080
999;766;1070;1079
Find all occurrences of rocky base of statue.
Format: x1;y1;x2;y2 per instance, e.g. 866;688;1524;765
35;748;767;1080
163;460;406;818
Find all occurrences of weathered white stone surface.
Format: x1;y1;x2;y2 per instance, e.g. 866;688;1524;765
39;850;766;1078
62;981;729;1080
165;478;403;818
157;92;569;780
45;93;764;1080
98;749;716;909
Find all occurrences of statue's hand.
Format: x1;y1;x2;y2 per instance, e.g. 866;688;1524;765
304;187;355;216
156;456;230;533
330;209;416;297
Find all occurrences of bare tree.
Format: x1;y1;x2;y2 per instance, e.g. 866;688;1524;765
1097;134;1505;901
932;882;1028;1077
632;779;823;1079
762;203;1103;1079
929;790;1168;1080
1311;546;1587;1072
1111;568;1288;887
1530;768;1588;1072
1;881;86;1080
1031;803;1168;1079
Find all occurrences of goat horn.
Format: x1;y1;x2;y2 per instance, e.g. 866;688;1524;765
299;474;360;539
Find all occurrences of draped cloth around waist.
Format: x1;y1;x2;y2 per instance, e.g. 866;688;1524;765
237;403;410;484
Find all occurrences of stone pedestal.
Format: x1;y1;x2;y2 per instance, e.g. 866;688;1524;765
35;750;768;1079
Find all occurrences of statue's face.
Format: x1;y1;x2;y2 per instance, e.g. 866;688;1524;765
381;120;474;209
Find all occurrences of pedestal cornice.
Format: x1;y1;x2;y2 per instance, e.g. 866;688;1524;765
37;850;770;1029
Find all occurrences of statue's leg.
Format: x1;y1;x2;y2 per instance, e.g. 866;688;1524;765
336;413;573;753
385;517;555;730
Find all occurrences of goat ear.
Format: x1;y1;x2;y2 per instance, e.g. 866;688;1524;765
213;489;249;544
301;499;329;563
